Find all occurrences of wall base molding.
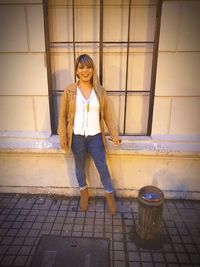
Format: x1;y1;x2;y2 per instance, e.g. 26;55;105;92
0;186;200;200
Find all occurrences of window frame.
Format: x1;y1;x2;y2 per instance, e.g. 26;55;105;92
43;0;163;136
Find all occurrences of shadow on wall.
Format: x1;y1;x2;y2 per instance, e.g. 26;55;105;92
152;169;188;195
52;69;73;132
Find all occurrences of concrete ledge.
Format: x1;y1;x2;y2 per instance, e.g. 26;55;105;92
0;131;200;157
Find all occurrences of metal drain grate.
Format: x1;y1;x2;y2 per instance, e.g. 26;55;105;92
30;235;110;267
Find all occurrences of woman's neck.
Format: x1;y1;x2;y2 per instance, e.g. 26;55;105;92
79;81;92;90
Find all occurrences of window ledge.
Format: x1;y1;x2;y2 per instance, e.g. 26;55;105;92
0;131;199;157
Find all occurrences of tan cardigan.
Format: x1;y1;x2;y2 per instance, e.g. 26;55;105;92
57;82;119;152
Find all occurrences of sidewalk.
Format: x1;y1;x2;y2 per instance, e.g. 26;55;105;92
0;193;200;267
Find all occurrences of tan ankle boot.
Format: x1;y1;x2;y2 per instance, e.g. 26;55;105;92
105;192;117;215
80;188;88;211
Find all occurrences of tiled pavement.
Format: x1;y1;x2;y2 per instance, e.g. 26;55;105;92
0;193;200;267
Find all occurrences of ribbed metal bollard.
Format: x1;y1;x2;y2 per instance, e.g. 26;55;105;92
136;185;164;240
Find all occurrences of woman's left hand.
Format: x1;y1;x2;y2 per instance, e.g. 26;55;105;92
113;139;121;146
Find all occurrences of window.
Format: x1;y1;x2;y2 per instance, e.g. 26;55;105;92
43;0;162;135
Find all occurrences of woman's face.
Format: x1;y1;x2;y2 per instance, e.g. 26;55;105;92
76;63;93;83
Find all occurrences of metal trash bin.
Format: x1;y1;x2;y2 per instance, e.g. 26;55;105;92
136;185;164;240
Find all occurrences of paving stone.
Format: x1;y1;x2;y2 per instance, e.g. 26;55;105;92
75;218;84;224
73;224;84;232
13;255;28;266
1;221;12;229
1;255;15;265
113;241;124;251
6;228;18;237
165;253;178;263
181;235;193;244
127;241;138;251
162;243;173;252
190;253;200;265
94;225;104;233
114;260;126;267
83;224;93;232
142;262;154;267
22;221;34;229
128;251;140;261
29;210;39;216
48;210;58;216
1;236;14;245
95;212;104;218
32;222;43;229
9;208;20;215
177;253;190;263
0;245;9;254
57;210;68;216
129;262;141;267
185;243;198;253
152;252;165;262
24;237;36;246
83;232;93;237
154;264;166;267
18;246;32;256
171;235;182;243
27;229;40;237
72;231;82;237
25;215;36;222
0;228;8;236
12;237;24;245
65;217;75;224
2;209;12;215
6;214;18;222
113;233;123;241
140;252;152;262
94;232;104;238
50;230;61;235
174;243;186;253
7;245;20;255
54;216;65;224
38;210;49;216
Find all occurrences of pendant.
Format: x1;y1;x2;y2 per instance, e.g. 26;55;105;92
86;103;90;112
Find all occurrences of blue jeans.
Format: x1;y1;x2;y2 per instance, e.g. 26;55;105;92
71;133;114;192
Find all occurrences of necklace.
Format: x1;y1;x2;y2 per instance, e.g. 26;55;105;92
79;87;92;112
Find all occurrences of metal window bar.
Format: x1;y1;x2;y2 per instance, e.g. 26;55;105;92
72;0;76;81
42;0;55;134
123;0;132;135
44;0;163;135
99;0;104;85
147;0;163;135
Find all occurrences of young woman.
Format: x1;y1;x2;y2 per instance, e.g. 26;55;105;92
58;54;121;215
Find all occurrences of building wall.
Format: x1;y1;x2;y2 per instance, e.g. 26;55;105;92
0;0;199;198
0;0;51;132
152;0;200;135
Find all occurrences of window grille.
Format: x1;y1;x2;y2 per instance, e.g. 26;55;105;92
43;0;162;136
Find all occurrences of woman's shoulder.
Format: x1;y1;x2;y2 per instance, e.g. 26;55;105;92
64;83;77;93
95;84;106;96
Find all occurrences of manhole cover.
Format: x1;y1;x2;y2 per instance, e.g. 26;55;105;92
30;235;110;267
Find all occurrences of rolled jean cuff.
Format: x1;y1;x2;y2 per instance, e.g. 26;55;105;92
80;185;88;191
105;189;114;194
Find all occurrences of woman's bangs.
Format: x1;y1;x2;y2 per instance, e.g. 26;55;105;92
79;57;93;68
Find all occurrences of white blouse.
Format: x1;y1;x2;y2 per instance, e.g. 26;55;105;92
73;88;101;137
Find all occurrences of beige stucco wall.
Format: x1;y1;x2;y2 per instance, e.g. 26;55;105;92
152;0;200;135
0;0;51;132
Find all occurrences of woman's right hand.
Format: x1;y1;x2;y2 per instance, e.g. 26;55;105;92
60;136;68;149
